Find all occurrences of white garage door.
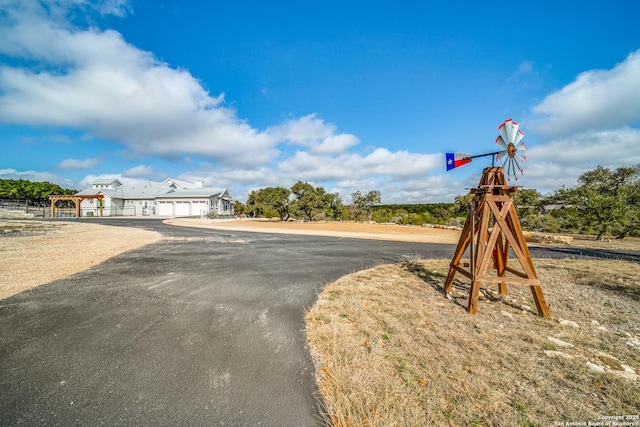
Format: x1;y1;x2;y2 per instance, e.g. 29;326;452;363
175;201;191;216
192;201;207;216
157;201;173;216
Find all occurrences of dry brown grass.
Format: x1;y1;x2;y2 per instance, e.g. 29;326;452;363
306;258;640;426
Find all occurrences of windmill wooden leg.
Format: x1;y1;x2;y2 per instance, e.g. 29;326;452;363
466;200;490;314
468;279;481;314
444;208;473;292
530;285;550;318
500;235;510;296
444;268;456;293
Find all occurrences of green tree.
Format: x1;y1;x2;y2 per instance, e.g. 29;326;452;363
245;187;291;220
616;169;640;239
512;188;542;230
371;208;393;223
0;179;76;205
432;207;450;223
450;193;473;218
323;192;348;221
233;200;246;216
548;165;639;240
291;181;323;221
351;190;381;222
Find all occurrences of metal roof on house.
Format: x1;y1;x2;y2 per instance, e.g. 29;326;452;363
114;181;175;199
75;179;229;201
155;188;228;199
75;187;123;198
162;178;204;189
91;178;122;186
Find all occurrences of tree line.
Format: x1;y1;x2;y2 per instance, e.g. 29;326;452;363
3;164;638;240
541;165;639;240
0;179;76;205
236;181;381;222
235;165;640;240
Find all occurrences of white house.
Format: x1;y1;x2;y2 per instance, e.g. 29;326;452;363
75;178;234;217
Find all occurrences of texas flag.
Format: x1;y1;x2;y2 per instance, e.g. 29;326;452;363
446;153;472;171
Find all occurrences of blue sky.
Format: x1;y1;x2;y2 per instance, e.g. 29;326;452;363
1;0;639;203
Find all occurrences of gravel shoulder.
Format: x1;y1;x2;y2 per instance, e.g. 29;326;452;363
0;220;162;300
165;218;462;244
1;218;459;300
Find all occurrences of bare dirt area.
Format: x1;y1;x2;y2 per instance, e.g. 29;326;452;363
166;218;462;244
0;220;162;300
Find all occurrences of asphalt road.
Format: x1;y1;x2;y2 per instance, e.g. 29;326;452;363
2;219;638;426
0;219;457;426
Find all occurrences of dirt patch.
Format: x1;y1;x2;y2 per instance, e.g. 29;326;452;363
0;220;162;300
166;218;462;244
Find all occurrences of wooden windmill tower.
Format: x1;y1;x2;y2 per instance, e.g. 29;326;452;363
444;120;550;318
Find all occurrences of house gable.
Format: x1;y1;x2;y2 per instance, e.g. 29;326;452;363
162;178;204;190
91;179;122;190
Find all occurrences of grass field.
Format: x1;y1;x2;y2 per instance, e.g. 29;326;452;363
306;257;640;426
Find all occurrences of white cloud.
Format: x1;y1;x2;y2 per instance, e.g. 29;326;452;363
55;157;100;170
520;127;640;194
267;114;360;155
361;148;442;179
523;50;640;195
0;1;513;204
275;149;441;184
0;1;279;166
269;114;333;144
532;49;640;136
123;164;154;178
528;127;640;165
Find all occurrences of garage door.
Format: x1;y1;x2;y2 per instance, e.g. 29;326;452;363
157;201;173;216
192;201;207;216
174;201;191;216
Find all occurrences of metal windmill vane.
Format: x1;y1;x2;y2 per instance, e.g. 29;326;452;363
446;118;527;181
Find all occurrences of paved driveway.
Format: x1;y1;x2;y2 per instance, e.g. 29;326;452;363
1;219;456;426
3;219;638;426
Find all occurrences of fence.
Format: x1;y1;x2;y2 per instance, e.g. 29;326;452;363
0;199;49;217
0;199;136;218
79;206;136;217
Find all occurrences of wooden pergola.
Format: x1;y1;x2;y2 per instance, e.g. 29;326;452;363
49;194;104;217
